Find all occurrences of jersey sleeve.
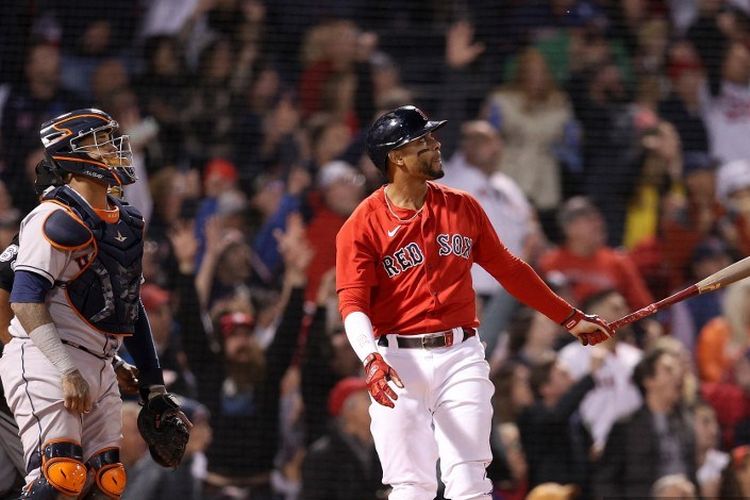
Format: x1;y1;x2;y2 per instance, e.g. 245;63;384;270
467;195;573;323
14;206;72;285
335;219;378;292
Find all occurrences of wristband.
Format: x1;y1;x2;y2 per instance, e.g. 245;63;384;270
28;323;77;375
343;311;379;362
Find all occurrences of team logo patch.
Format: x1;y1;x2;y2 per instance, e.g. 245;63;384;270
0;244;18;263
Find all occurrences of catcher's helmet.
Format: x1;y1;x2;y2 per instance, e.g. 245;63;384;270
33;159;64;197
366;105;447;174
39;108;136;187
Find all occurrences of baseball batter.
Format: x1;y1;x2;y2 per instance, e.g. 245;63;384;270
336;105;613;500
0;109;187;499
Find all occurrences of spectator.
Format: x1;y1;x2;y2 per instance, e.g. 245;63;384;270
659;41;709;156
124;398;212;500
189;215;312;497
720;444;750;498
702;348;750;448
301;377;386;499
504;307;564;368
649;153;722;297
697;278;750;383
134;35;188;166
539;196;654;310
594;347;697;498
483;47;577;223
668;238;731;352
0;41;79;214
305;161;365;301
558;290;643;453
694;401;730;498
650;473;698;498
524;482;578;500
519;349;603;491
701;41;750;163
136;283;196;398
440;120;541;353
717;158;750;256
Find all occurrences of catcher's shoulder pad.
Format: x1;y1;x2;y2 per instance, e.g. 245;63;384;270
42;208;93;251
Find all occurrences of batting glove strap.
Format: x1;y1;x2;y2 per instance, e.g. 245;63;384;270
561;308;584;330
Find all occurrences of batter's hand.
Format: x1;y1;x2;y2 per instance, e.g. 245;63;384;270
114;356;140;395
562;309;613;346
364;353;404;408
61;369;92;414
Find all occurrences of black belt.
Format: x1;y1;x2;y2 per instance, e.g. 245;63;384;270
61;339;113;360
12;335;114;361
377;327;476;349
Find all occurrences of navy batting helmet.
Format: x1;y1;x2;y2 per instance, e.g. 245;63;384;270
40;108;136;187
366;105;446;173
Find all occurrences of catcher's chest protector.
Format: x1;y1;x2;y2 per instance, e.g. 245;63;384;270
44;186;144;335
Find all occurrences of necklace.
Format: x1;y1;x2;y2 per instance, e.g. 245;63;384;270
384;185;424;223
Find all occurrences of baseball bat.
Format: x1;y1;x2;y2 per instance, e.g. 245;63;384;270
610;255;750;331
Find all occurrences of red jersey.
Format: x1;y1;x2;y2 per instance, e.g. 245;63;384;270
539;247;654;310
336;182;573;336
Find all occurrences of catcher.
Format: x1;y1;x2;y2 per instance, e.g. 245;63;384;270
0;109;190;499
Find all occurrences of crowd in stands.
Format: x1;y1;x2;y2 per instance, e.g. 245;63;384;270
5;0;750;498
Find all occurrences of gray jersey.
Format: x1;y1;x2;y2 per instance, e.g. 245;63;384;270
9;202;122;356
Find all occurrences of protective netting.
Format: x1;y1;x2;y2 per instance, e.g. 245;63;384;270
1;1;750;499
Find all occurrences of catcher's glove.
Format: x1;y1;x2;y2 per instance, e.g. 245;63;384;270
137;391;192;468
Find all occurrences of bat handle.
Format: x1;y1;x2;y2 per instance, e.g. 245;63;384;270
609;285;700;331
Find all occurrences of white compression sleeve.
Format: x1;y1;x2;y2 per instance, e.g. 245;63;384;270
343;311;379;362
28;323;77;375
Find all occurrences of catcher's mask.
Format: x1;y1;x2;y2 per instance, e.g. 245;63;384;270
40;108;136;187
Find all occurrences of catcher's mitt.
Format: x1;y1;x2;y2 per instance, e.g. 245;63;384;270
137;392;191;468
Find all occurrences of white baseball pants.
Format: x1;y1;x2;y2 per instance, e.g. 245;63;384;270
0;338;122;483
370;329;494;500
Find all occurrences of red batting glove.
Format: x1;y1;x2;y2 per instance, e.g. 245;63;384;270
364;353;404;408
562;309;614;346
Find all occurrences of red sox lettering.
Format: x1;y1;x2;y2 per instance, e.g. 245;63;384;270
382;234;473;278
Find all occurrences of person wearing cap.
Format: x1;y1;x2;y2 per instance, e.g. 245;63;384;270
301;377;385;499
337;105;612;500
540;196;654;310
182;221;311;496
304;161;366;302
717;159;750;256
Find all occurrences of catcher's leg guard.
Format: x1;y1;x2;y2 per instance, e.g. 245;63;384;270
21;440;87;499
81;448;126;499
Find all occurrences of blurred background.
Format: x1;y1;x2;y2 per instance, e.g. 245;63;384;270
3;0;750;499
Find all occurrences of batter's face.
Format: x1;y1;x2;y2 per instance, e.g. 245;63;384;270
393;132;444;180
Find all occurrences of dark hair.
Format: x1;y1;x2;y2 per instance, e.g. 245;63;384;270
632;347;671;397
580;288;620;312
507;307;536;356
529;352;558;399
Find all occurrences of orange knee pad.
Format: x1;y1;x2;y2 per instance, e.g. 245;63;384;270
86;448;126;499
40;440;87;497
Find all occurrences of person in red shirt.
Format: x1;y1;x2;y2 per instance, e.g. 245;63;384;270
335;105;613;500
539;196;654;310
